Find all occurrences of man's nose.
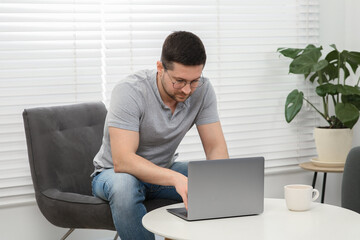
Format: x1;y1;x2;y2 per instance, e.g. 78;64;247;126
182;83;192;94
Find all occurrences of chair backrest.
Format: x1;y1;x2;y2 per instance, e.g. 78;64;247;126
23;102;107;196
341;146;360;214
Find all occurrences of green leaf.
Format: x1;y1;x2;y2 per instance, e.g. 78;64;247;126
321;72;329;83
315;84;360;97
342;51;360;73
342;95;360;110
323;62;338;81
338;85;360;95
289;48;322;74
309;73;317;83
325;50;339;63
338;50;351;80
347;60;359;74
316;83;338;96
277;47;303;59
342;65;351;80
285;90;304;123
324;49;343;81
330;44;338;50
342;51;360;64
312;59;328;72
303;44;321;53
335;103;359;129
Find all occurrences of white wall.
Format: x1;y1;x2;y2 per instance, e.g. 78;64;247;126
1;203;116;240
1;1;359;239
317;0;360;212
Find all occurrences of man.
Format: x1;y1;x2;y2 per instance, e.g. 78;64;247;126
92;31;229;240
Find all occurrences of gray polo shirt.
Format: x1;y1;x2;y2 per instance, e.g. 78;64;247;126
92;69;219;174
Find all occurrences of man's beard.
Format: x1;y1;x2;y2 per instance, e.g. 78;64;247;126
161;75;191;102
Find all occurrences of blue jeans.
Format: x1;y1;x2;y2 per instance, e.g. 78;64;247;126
92;161;188;240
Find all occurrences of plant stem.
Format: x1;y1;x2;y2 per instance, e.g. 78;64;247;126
343;58;349;85
303;97;330;124
337;52;341;102
317;71;323;85
331;95;337;108
323;96;329;118
356;76;360;87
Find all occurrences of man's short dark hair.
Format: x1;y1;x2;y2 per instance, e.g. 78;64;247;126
161;31;206;70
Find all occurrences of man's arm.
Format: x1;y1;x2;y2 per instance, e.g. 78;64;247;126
197;121;229;160
109;127;189;209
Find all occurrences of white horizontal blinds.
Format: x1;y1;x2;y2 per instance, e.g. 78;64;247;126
0;1;102;206
100;0;320;167
101;0;219;105
175;0;320;168
217;0;320;168
0;0;320;207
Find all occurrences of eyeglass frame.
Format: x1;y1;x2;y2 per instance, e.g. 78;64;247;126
163;63;204;89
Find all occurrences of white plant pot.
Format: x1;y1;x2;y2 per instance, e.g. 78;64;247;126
313;127;353;164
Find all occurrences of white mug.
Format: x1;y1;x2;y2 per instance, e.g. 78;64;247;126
284;184;320;211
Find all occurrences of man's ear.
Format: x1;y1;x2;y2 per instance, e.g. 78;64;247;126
156;61;164;75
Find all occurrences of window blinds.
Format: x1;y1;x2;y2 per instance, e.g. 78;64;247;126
100;0;320;168
0;1;103;206
0;0;320;206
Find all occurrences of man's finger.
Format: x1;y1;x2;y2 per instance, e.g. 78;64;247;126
183;193;188;210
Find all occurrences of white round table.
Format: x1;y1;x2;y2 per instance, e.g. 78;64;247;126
142;198;360;240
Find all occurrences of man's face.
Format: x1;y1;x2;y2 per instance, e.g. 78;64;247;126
159;62;204;103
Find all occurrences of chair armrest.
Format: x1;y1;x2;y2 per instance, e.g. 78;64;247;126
42;188;107;205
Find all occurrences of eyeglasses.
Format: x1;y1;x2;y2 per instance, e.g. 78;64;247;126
165;70;204;89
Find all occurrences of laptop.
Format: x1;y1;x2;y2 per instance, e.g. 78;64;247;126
167;157;264;221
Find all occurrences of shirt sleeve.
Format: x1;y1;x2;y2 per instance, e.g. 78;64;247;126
107;82;143;132
195;80;220;126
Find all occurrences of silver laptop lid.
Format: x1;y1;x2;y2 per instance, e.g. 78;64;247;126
187;157;264;220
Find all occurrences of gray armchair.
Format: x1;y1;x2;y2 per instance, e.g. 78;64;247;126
341;146;360;214
23;102;179;240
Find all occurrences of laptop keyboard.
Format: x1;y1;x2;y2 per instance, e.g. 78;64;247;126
169;207;188;218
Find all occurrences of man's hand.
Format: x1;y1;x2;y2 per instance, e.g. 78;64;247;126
173;172;189;210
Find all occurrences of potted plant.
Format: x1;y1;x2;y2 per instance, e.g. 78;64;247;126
278;44;360;166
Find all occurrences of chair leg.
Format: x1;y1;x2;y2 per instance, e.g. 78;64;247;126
60;228;75;240
113;232;119;240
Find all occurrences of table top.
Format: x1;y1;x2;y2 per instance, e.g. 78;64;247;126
299;161;344;173
142;198;360;240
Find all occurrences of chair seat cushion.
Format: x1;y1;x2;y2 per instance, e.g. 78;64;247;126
42;188;107;205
